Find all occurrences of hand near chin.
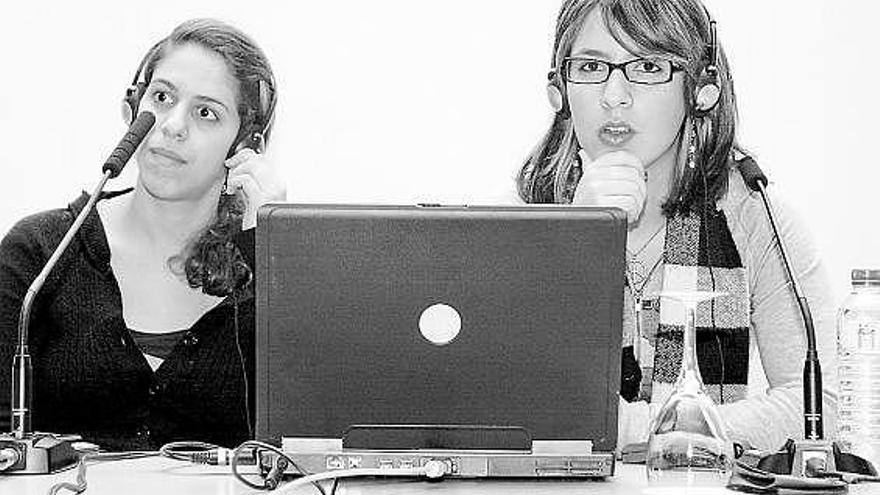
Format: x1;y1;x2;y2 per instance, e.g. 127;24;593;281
224;149;287;230
572;150;647;225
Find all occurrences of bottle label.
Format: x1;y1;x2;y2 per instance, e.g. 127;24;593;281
858;321;878;351
840;317;880;354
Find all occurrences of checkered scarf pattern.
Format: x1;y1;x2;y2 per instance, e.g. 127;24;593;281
651;207;751;406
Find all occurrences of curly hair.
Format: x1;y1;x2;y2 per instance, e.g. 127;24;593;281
142;18;276;296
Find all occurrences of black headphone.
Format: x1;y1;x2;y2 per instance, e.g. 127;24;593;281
547;5;721;117
693;7;721;114
121;40;277;157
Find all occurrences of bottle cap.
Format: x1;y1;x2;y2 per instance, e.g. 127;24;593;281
851;269;880;287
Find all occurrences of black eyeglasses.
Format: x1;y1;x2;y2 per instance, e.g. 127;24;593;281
561;57;683;85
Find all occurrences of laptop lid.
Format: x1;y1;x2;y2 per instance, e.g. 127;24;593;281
255;205;626;453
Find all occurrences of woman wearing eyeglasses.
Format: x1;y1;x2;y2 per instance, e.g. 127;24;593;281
518;0;837;452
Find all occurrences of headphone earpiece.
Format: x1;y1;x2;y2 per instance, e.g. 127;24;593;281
249;132;266;154
227;79;274;157
547;84;565;113
121;81;147;125
122;40;162;126
231;130;266;157
695;80;720;112
693;10;721;115
546;71;570;119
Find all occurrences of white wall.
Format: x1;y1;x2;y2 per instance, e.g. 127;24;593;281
0;1;877;303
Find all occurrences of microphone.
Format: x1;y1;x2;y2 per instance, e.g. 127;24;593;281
103;111;156;178
2;112;155;475
738;156;822;442
737;155;768;191
737;156;876;480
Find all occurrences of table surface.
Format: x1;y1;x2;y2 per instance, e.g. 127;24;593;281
2;457;879;495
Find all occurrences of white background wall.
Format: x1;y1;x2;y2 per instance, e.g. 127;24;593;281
0;1;877;303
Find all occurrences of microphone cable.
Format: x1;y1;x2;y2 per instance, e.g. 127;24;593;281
231;440;326;494
45;440;258;495
46;450;159;495
228;440;448;494
270;461;447;495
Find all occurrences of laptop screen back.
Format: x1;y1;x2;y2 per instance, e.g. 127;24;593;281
255;205;626;452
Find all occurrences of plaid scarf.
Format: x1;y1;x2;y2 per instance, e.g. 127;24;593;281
649;206;751;405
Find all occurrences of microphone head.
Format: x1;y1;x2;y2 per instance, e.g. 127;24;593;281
129;110;156;136
102;111;156;178
737;156;768;192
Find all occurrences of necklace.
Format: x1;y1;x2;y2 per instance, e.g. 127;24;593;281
625;221;666;363
626;255;663;305
625;222;665;289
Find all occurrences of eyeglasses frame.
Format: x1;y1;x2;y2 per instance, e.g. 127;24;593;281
558;56;684;85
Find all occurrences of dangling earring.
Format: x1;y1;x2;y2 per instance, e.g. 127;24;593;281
222;168;231;196
687;120;698;170
572;152;582;170
676;120;699;206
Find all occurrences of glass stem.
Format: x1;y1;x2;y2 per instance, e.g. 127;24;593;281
676;302;705;393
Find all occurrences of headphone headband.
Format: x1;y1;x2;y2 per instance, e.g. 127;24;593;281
692;3;721;114
546;2;721;118
131;40;164;88
703;5;719;77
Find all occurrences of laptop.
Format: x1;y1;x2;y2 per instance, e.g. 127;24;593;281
255;204;626;478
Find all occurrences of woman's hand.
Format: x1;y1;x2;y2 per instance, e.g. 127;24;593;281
224;149;287;230
572;149;647;225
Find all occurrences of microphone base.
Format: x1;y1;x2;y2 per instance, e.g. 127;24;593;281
0;432;79;475
790;439;836;477
758;438;878;478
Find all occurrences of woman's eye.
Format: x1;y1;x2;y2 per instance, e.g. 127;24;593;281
581;60;604;72
196;106;219;121
635;60;662;73
152;90;174;105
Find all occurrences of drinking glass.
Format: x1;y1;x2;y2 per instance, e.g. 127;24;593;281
645;291;734;487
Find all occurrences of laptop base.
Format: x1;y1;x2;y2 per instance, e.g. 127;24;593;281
278;438;616;478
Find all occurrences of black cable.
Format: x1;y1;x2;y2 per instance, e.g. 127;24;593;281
231;440;326;495
697;124;725;404
232;444;272;490
232;297;254;439
158;441;223;463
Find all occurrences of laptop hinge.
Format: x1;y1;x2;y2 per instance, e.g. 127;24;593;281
342;424;532;451
282;437;342;454
532;440;593;455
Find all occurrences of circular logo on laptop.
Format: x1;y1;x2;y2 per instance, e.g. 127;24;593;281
418;303;461;345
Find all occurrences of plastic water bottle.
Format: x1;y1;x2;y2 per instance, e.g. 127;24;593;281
837;269;880;469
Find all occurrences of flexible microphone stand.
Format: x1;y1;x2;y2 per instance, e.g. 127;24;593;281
1;112;155;474
738;156;877;480
739;157;823;441
737;156;835;477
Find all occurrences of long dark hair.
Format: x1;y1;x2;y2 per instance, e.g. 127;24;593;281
517;0;740;215
142;18;276;296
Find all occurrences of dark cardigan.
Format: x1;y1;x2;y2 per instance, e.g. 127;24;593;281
0;191;256;451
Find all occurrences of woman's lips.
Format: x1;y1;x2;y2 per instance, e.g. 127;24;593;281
149;147;187;165
598;122;635;147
